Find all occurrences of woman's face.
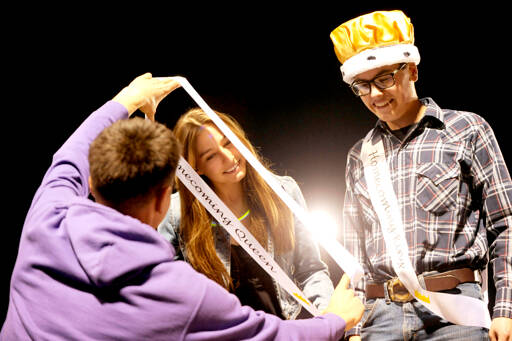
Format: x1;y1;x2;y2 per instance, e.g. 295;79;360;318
194;124;247;187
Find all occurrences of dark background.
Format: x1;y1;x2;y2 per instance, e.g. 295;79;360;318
3;3;510;321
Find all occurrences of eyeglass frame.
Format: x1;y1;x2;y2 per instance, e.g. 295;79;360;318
350;63;408;97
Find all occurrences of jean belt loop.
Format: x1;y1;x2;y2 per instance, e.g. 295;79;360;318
418;273;427;290
474;269;482;284
384;282;391;305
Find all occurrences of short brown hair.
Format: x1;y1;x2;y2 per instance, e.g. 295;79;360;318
89;117;181;205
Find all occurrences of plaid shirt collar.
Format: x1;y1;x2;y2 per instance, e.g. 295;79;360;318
373;97;446;137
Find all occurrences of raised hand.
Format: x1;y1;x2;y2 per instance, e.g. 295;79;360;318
112;73;180;120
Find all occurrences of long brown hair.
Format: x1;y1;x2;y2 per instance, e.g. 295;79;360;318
173;108;295;290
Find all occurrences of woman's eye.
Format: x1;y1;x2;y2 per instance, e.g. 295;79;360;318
206;153;216;161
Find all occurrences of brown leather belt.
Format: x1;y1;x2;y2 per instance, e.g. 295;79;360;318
365;268;478;303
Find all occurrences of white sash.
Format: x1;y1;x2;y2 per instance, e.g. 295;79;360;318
169;76;363;284
163;76;364;313
361;130;491;328
176;157;320;316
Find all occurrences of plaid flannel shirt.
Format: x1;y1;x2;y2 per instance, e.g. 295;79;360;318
342;97;512;336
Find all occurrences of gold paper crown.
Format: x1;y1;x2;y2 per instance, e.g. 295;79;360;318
330;10;420;84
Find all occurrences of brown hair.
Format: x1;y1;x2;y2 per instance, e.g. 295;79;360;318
89;117;181;207
173;108;294;290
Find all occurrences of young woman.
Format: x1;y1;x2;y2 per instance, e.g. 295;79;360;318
158;108;334;319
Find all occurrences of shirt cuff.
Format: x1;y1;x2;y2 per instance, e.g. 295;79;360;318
344;322;362;338
493;287;512;319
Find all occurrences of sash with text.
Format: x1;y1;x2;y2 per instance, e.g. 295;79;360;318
361;131;491;328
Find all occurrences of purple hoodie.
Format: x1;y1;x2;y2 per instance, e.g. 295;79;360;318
1;101;346;340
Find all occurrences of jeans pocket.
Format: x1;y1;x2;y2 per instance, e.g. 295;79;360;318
361;298;381;328
416;162;460;214
441;282;484;301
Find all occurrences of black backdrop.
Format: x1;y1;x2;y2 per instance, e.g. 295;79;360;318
3;3;510;322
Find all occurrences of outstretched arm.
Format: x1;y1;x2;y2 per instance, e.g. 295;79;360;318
27;74;180;219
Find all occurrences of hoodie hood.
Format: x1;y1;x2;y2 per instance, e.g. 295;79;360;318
64;197;175;287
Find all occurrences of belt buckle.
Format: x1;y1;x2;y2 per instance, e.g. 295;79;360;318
386;277;413;303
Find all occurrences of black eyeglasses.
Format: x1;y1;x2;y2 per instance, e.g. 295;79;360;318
350;63;407;97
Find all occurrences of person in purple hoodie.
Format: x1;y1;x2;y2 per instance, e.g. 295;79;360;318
1;73;363;340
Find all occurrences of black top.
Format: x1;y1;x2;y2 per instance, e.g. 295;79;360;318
230;245;284;318
390;123;417;141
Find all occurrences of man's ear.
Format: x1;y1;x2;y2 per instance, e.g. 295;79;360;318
155;184;173;214
88;176;103;203
409;63;419;82
88;176;95;198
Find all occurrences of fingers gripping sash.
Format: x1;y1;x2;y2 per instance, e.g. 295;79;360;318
361;130;491;328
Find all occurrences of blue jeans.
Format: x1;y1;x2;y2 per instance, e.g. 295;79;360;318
360;283;489;340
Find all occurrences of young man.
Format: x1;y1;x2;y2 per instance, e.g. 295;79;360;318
1;74;363;340
330;10;512;341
